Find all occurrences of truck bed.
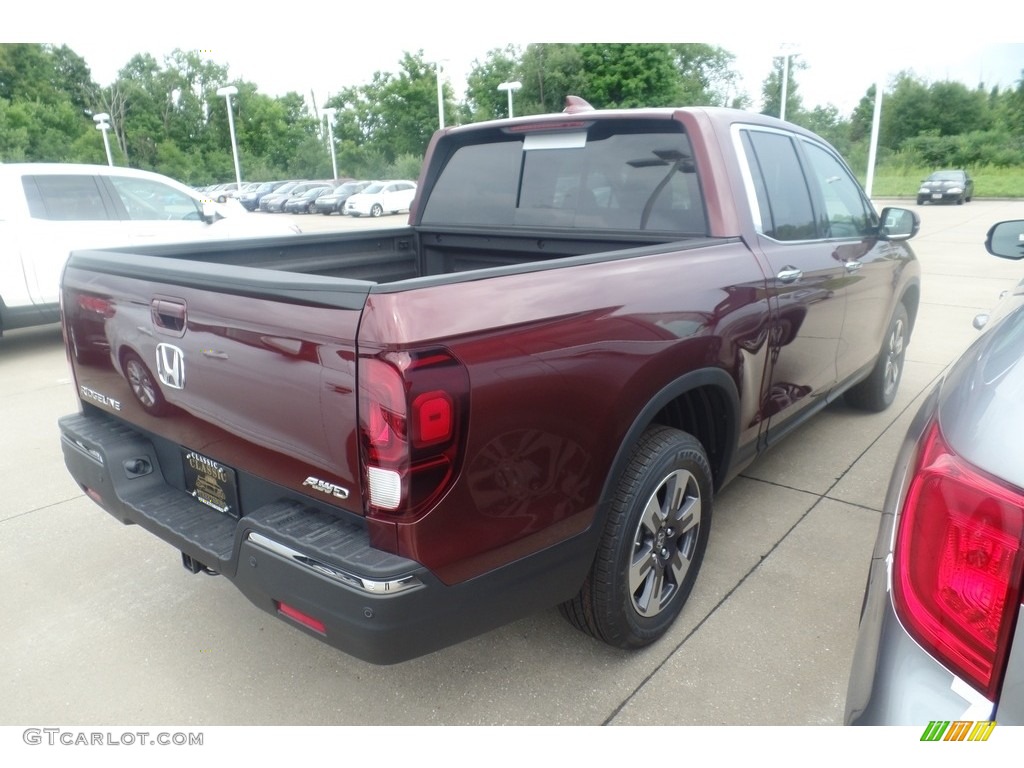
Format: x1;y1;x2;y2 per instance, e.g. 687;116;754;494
80;225;710;290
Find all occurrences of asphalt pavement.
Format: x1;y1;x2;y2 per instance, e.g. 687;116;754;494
3;200;1023;728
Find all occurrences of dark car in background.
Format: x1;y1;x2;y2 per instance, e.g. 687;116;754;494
240;180;291;211
917;169;974;205
261;181;330;213
257;181;303;212
846;219;1024;726
283;184;336;214
312;180;372;215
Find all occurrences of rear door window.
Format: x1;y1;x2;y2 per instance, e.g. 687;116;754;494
22;175;111;221
740;130;819;241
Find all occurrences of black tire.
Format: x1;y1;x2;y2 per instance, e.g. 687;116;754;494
844;302;909;412
370;203;383;217
560;426;712;649
122;349;172;416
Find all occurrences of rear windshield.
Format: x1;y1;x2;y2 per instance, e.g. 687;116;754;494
421;119;707;234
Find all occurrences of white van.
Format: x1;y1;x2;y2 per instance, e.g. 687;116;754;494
0;163;300;335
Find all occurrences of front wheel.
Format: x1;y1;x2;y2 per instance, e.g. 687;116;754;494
370;203;383;217
845;303;909;412
560;426;712;649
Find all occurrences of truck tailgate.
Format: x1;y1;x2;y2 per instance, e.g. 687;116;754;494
62;250;370;533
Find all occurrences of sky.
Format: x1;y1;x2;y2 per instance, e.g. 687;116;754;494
5;2;1022;119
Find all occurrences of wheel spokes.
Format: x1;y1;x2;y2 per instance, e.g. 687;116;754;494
629;468;701;617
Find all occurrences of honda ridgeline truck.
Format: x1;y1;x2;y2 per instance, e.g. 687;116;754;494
57;101;921;663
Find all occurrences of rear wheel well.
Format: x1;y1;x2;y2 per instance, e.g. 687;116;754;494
649;384;732;490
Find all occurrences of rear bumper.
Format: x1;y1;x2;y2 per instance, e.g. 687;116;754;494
59;409;588;663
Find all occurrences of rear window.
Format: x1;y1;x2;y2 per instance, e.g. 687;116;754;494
421;119;707;234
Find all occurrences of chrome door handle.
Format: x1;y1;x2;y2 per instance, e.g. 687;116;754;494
777;267;803;283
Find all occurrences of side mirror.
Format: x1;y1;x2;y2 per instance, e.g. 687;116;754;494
877;207;920;241
200;201;223;224
985;220;1024;260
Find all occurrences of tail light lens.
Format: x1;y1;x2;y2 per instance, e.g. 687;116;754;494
77;294;116;318
358;348;468;517
892;419;1024;700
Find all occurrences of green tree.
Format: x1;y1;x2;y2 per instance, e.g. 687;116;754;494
464;45;522;122
760;54;806;120
467;43;744;120
328;50;448;165
518;43;587;114
574;44;684;108
669;44;742;106
0;43;98;163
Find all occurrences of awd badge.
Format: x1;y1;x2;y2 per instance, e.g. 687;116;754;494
302;476;350;500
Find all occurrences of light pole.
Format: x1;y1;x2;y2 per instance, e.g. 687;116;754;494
777;45;799;122
216;85;242;191
435;60;449;129
93;112;113;166
321;107;339;180
497;81;522;118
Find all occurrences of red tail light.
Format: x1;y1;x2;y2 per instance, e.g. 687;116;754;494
76;294;115;318
358;348;468;517
892;420;1024;699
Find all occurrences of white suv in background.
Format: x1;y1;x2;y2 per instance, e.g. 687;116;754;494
0;163;300;335
344;180;417;217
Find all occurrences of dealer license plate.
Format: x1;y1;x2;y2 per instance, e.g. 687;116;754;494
183;449;240;517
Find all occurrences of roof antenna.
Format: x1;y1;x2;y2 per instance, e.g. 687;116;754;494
563;96;595;114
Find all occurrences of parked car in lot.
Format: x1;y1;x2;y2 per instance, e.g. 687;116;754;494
344;180;416;217
240;180;291;211
257;181;302;212
0;163;300;336
263;181;332;213
846;219;1024;726
313;180;372;215
917;169;974;205
283;184;336;214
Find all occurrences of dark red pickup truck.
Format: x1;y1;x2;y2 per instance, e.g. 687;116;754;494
58;102;921;663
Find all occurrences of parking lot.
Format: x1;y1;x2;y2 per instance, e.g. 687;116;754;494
3;199;1023;727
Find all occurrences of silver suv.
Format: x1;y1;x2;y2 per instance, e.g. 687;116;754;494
846;219;1024;726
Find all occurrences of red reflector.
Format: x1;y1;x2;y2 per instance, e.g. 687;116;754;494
413;391;453;447
893;420;1024;699
275;601;326;635
84;486;104;505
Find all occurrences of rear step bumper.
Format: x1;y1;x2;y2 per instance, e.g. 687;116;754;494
58;409;580;664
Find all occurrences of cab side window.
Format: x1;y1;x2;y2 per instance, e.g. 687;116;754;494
801;142;875;238
741;130;818;241
107;176;202;221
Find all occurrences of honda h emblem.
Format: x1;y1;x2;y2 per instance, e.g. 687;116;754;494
156;344;185;390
